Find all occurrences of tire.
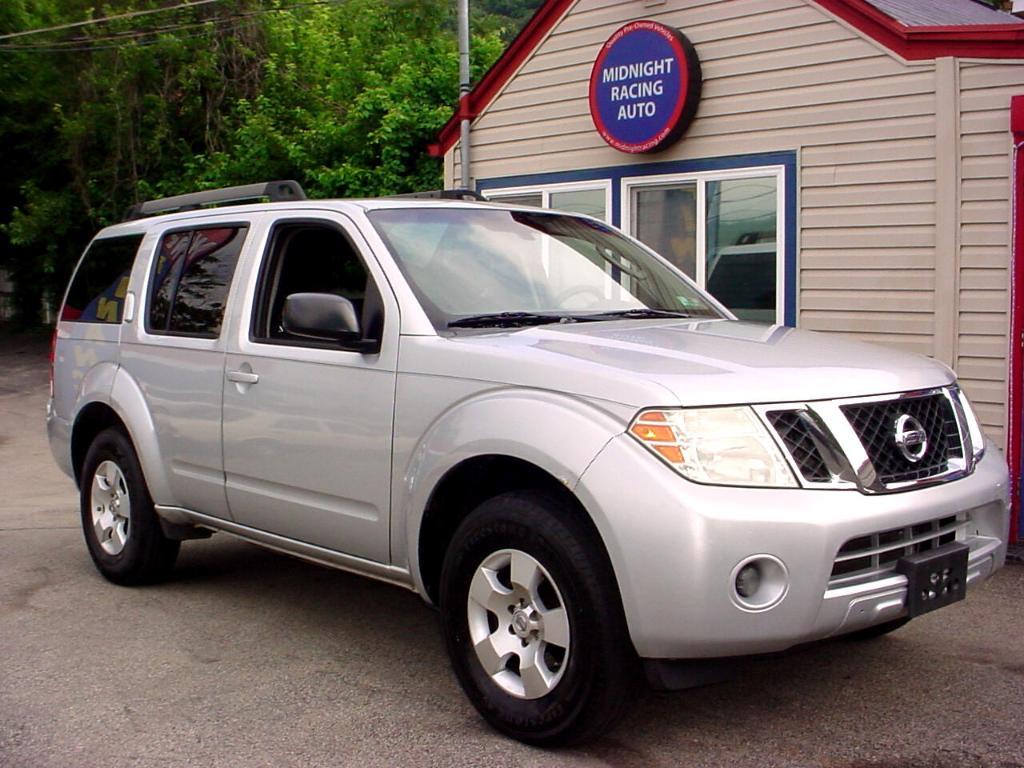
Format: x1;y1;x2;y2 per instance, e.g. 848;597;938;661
80;427;179;585
439;490;635;746
843;617;911;641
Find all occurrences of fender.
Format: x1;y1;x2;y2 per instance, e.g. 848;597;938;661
58;359;120;479
393;386;629;599
106;366;174;504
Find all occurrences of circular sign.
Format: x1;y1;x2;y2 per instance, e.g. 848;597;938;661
589;20;702;154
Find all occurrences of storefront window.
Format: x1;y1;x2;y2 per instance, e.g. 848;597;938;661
705;177;778;323
627;168;783;324
487;192;543;208
549;188;606;219
632;183;697;278
485;184;610;223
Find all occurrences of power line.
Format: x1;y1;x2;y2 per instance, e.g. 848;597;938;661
0;0;341;52
0;21;247;52
0;0;230;42
2;13;257;50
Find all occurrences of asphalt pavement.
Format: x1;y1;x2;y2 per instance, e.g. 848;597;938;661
1;333;1022;768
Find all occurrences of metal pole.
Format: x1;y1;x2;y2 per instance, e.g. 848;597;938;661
457;0;472;190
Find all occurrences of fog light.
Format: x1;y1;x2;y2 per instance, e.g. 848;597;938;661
735;564;761;598
730;555;789;611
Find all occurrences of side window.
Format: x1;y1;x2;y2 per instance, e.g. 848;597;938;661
252;223;383;346
61;234;143;323
147;226;247;338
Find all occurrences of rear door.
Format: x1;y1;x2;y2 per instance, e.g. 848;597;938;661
119;221;250;518
221;213;399;563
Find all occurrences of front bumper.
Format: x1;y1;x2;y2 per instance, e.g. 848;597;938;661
575;434;1010;659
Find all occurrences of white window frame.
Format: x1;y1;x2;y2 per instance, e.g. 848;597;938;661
621;165;787;324
485;180;613;223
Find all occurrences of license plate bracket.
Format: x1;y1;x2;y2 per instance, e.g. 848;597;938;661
896;542;969;618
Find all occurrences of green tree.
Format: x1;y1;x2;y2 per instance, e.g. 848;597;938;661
0;0;507;327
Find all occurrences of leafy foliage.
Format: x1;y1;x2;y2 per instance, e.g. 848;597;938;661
0;0;521;326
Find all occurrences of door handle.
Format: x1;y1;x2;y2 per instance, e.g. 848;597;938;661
226;369;259;384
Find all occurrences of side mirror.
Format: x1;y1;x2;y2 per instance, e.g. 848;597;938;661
282;293;379;352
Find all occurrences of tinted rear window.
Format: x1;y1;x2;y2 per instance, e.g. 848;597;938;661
61;235;143;323
147;226;247;338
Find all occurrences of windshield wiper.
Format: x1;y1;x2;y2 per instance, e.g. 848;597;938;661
447;311;571;329
580;308;695;321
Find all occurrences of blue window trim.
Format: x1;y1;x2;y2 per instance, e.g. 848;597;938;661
477;150;798;327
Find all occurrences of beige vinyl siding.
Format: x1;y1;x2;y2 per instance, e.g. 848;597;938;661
454;0;943;357
955;61;1020;442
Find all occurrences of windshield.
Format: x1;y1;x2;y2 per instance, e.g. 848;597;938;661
367;207;723;329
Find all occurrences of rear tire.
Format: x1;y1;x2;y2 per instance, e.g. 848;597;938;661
80;427;179;585
439;490;635;746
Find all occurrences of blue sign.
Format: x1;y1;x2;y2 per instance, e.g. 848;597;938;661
589;21;702;154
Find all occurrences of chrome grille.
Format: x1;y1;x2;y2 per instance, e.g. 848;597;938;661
829;515;966;589
766;410;830;482
840;393;963;485
760;387;973;492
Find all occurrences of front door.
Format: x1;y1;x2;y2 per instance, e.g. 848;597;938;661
221;214;398;563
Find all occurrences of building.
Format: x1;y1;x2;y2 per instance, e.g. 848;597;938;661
432;0;1024;539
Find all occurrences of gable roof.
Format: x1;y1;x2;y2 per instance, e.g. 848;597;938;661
862;0;1024;27
430;0;1024;157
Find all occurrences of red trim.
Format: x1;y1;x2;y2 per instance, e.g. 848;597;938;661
432;0;1024;157
1009;95;1024;543
814;0;1024;61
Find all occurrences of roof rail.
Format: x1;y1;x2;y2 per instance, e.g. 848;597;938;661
123;180;306;221
390;188;488;202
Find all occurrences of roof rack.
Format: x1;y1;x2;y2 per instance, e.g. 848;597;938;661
390;188;488;202
123;180;306;221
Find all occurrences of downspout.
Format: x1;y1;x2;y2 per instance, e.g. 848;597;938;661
458;0;472;190
1009;94;1023;543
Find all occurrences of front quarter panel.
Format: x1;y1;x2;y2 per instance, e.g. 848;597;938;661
392;373;631;598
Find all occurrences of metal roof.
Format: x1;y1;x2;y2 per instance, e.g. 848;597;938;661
863;0;1024;26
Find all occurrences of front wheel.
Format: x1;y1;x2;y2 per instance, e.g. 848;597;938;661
439;490;635;746
80;427;179;585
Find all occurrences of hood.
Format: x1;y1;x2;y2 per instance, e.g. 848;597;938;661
406;319;955;409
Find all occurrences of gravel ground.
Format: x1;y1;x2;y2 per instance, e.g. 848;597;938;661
1;333;1022;768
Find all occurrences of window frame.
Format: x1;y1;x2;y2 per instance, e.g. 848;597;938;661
248;218;385;351
145;222;249;340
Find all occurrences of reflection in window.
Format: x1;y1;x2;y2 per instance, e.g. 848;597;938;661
61;235;142;324
148;227;247;337
633;184;697;278
487;192;543;208
486;187;609;223
550;189;606;220
369;208;720;328
705;177;777;323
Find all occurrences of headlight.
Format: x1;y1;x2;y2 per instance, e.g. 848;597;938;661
953;387;986;462
629;407;798;488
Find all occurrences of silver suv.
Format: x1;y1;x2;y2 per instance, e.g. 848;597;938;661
48;181;1010;745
